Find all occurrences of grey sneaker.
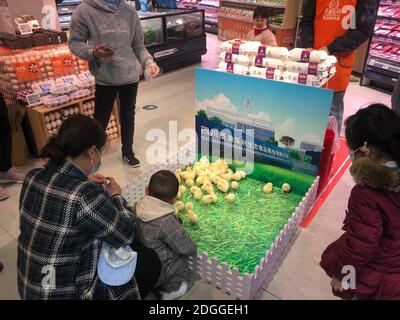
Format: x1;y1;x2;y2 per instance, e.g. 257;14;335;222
0;167;26;184
161;281;188;300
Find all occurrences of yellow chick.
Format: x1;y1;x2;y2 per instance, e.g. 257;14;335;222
186;179;195;187
231;181;239;190
180;172;188;180
236;170;246;180
222;172;233;181
186;173;196;181
263;183;273;194
185;202;194;211
217;180;230;193
190;186;201;194
232;173;242;181
175;207;179;214
176;168;182;176
202;195;214;205
282;183;291;193
188;211;198;223
196;176;204;185
225;193;236;203
199;156;210;164
204;185;214;194
201;181;213;191
177;192;182;199
176;174;181;183
210;193;218;203
179;185;186;194
175;201;185;212
193;191;203;200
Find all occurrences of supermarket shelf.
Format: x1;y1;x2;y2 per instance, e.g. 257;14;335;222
373;35;400;45
377;15;400;22
370;53;400;66
380;1;400;6
368;58;400;74
205;18;219;26
219;14;252;23
221;0;286;9
198;2;220;9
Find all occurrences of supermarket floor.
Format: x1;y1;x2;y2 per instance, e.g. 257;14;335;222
0;34;393;300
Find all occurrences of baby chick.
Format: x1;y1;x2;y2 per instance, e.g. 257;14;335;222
282;183;291;193
225;193;236;203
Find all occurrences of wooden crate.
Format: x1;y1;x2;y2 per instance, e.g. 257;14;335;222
26;95;120;155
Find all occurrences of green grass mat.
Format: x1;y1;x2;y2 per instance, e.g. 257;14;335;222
178;177;303;275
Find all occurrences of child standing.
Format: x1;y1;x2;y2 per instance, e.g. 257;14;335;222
246;6;277;47
320;104;400;300
135;170;197;300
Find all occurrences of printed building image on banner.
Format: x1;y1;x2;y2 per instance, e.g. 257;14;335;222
195;68;333;195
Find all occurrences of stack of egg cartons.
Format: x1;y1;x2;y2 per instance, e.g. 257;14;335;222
44;107;80;138
0;44;88;93
217;39;288;80
83;100;118;141
283;48;337;87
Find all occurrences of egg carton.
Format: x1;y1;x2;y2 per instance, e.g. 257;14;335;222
0;44;86;93
41;95;70;107
44;106;80;137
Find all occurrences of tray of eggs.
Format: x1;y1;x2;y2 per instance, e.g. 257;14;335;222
0;45;88;93
44;107;80;138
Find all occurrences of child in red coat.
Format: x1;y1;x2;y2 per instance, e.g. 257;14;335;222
320;104;400;300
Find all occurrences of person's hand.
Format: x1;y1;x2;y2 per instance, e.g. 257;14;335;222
330;277;344;292
105;177;122;197
145;61;160;77
319;46;330;54
93;44;114;59
88;173;107;184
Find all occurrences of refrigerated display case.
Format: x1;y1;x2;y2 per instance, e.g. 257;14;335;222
56;0;82;31
139;8;207;71
177;0;220;34
361;0;400;91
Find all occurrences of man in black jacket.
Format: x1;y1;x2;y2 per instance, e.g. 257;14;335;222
300;0;377;134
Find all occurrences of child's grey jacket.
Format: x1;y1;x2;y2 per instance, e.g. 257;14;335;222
134;196;197;285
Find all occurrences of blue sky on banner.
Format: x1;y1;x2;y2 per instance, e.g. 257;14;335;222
195;69;333;149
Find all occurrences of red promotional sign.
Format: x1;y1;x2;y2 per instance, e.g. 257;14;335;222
51;53;75;76
13;60;42;82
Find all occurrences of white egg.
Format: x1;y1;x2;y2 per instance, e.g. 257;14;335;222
11;79;18;84
11;58;17;64
46;123;52;130
56;119;62;127
12;85;19;91
113;133;118;139
74;107;79;114
47;72;54;78
54;112;61;119
52;128;58;135
113;127;117;133
44;115;50;123
45;66;52;71
51;121;57;128
48;130;53;137
49;114;55;121
63;110;69;117
69;108;74;115
8;73;17;79
4;59;11;65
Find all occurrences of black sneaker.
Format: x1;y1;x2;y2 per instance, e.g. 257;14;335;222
0;262;4;273
123;154;141;168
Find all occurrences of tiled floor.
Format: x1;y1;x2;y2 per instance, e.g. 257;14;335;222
0;34;393;300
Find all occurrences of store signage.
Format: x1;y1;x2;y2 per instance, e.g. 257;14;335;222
154;48;178;58
13;60;42;82
51;54;75;76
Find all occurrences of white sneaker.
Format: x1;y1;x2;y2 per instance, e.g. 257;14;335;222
0;186;9;201
0;167;25;184
161;281;188;300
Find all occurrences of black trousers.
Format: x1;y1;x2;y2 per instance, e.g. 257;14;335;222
0;94;12;172
131;241;161;299
94;83;139;156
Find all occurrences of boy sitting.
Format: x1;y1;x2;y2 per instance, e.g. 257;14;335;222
135;170;197;300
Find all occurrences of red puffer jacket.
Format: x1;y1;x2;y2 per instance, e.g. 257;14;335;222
320;158;400;300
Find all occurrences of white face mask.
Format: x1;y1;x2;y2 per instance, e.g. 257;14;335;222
89;147;102;175
349;142;368;162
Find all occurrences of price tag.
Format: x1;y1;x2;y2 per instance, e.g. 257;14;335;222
26;93;42;107
17;22;33;35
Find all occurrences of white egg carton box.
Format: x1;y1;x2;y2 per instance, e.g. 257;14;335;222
122;143;319;300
